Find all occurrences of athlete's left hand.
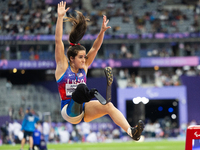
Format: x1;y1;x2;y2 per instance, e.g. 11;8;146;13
101;15;111;32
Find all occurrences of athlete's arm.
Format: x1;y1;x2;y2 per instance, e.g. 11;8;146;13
55;1;69;80
85;15;111;68
21;116;27;131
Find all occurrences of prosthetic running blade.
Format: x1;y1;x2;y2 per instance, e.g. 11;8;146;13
104;67;113;103
94;67;113;105
94;91;107;105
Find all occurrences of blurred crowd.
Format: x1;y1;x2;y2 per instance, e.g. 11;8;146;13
0;117;126;145
134;4;188;34
2;0;200;60
1;115;199;145
117;66;200;88
0;0;134;35
144;118;199;139
1;0;200;35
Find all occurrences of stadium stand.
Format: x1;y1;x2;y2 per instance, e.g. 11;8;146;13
0;0;197;35
0;78;61;122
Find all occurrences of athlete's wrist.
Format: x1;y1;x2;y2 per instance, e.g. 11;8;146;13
57;16;64;19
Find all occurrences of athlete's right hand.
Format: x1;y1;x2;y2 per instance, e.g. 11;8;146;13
57;1;70;17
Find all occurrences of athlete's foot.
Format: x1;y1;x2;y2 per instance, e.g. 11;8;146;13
104;67;113;103
131;120;144;141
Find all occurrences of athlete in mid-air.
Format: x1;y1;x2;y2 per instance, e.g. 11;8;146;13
55;1;144;141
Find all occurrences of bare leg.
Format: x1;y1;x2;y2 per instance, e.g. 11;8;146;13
84;101;130;132
21;138;26;149
29;136;33;149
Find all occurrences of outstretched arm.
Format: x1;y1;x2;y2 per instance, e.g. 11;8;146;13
55;1;69;80
85;15;111;67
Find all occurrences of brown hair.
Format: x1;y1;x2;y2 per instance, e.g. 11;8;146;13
64;11;89;61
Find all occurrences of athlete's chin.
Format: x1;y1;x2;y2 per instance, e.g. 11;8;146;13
80;65;85;69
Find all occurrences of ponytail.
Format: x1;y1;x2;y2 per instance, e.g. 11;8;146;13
65;11;89;61
64;10;89;44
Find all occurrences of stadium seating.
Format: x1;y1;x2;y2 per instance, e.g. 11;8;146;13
0;78;61;122
0;0;196;35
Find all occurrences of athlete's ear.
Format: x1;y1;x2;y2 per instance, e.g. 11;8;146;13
70;56;74;62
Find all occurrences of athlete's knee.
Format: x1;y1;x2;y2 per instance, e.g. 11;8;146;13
105;102;113;107
104;102;115;112
72;83;97;104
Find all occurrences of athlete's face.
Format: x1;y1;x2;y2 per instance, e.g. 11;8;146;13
74;50;87;69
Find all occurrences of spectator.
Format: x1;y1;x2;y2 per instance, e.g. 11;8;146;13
154;71;163;87
8;107;14;121
49;127;56;143
20;108;39;150
135;75;142;87
175;68;183;77
0;122;9;144
186;68;196;76
12;120;22;144
81;122;91;142
119;69;126;79
86;131;98;142
189;119;197;126
171;73;179;86
58;124;70;143
42;119;50;143
71;125;82;142
29;47;35;60
185;44;192;56
6;80;12;91
36;122;43;133
32;124;41;150
112;127;120;139
120;44;128;58
34;51;39;60
18;107;24;120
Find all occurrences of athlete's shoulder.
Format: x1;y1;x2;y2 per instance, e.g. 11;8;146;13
83;66;88;75
55;60;69;81
56;63;70;82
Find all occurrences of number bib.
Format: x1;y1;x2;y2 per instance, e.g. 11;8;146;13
65;84;77;96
